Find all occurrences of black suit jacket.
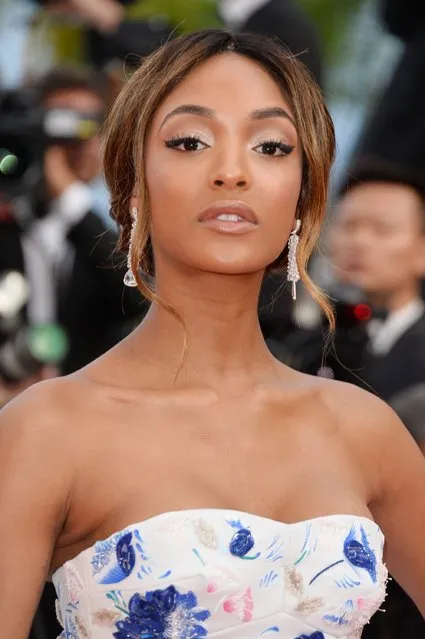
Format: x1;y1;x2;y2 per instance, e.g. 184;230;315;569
0;211;146;376
362;312;425;402
348;0;425;197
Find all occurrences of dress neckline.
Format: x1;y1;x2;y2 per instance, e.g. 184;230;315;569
52;508;384;580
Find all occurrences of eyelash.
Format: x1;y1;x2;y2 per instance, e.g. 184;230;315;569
165;135;208;152
255;138;295;157
164;135;294;157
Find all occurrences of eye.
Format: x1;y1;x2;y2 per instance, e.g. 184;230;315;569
164;135;210;152
253;140;295;157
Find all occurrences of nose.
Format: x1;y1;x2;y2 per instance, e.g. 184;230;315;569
210;144;251;191
350;225;375;250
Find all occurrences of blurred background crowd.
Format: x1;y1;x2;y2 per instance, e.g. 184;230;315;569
0;0;424;637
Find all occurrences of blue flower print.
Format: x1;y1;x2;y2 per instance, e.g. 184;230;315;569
343;525;377;583
91;531;127;576
113;585;210;639
309;523;377;586
294;634;324;639
230;529;255;557
99;532;136;584
117;532;136;576
227;519;257;558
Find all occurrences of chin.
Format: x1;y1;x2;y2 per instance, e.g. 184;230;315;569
76;168;99;183
352;281;386;298
343;271;374;291
194;254;273;276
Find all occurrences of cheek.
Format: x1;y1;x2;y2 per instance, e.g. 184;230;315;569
261;164;302;240
146;157;197;228
380;236;414;262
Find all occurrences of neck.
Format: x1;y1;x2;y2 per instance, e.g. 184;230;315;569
127;269;281;389
367;283;421;314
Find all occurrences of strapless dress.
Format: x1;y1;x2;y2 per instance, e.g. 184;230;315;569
52;509;388;638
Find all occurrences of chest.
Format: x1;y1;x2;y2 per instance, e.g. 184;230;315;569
70;395;365;529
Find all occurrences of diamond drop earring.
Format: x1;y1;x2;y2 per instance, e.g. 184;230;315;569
123;207;138;287
287;219;301;301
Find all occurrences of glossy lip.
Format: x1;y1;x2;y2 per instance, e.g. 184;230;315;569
198;200;259;225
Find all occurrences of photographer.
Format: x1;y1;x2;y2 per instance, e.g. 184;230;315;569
0;68;146;380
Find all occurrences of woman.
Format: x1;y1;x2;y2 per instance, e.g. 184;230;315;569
1;30;424;639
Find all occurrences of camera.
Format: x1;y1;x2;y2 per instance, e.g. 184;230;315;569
0;271;68;384
0;88;103;198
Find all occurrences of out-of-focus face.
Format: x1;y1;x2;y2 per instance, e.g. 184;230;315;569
144;53;302;278
43;88;104;183
329;182;425;295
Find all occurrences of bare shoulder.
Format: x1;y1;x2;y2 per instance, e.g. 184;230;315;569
302;379;425;610
314;378;415;463
315;377;411;448
314;376;425;506
315;376;397;428
0;374;102;477
1;374;89;440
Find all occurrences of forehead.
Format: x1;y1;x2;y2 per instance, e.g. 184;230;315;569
339;183;422;224
153;53;294;124
43;88;103;111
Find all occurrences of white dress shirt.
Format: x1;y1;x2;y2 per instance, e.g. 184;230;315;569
368;298;425;355
21;182;91;324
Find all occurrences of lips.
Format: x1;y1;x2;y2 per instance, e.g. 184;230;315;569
198;201;258;225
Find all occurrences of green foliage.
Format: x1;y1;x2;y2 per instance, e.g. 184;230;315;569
126;0;223;32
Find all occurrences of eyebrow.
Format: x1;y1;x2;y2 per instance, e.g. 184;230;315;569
159;104;296;130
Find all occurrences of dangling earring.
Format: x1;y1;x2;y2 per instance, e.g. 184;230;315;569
287;218;301;301
123;207;138;287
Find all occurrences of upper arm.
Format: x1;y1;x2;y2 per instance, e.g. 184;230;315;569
337;385;425;614
373;402;425;612
0;382;74;638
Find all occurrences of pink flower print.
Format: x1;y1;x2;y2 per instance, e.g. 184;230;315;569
205;566;240;594
357;597;368;611
357;594;386;622
223;587;253;622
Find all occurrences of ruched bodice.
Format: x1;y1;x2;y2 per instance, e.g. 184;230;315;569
52;509;387;638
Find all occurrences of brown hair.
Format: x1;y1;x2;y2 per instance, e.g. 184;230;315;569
103;29;336;329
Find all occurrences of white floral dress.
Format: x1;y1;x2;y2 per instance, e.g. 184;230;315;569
52;510;388;639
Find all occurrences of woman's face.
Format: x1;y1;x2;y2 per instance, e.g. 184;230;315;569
144;53;302;277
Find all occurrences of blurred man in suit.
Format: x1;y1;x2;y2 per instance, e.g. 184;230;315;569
330;174;425;639
331;177;425;402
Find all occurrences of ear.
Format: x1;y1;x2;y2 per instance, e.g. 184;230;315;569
413;236;425;277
